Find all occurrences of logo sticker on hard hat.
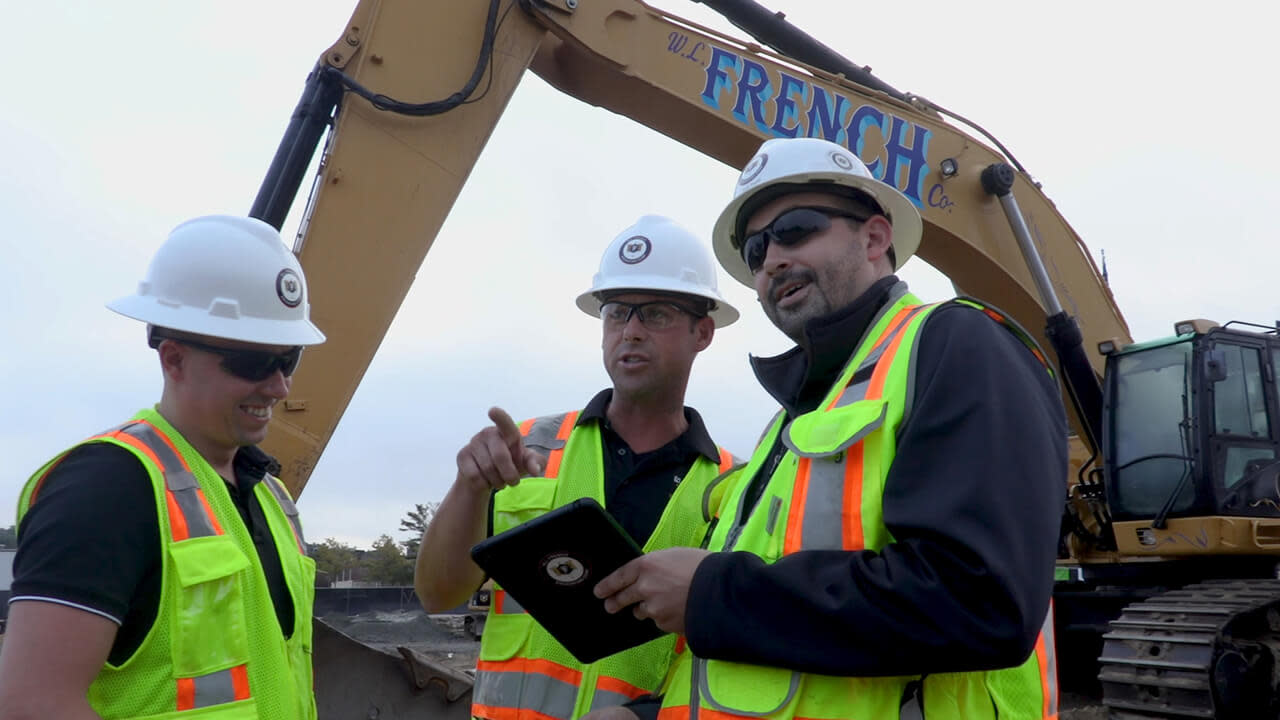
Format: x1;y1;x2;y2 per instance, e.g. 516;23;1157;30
541;553;588;586
830;152;854;171
619;235;652;264
739;153;768;185
276;269;303;308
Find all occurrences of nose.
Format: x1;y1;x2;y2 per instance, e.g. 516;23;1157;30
622;310;648;340
260;370;291;399
760;240;791;275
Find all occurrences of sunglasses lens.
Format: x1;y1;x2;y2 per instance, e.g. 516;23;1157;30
740;209;831;273
770;209;830;245
742;233;768;273
220;347;303;382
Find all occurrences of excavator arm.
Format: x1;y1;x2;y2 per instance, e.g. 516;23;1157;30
256;0;1131;497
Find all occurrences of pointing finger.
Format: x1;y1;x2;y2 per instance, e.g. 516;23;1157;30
488;407;524;448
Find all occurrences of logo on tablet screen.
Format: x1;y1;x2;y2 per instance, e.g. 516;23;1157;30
542;553;588;585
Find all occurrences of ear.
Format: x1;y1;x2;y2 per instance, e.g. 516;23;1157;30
693;317;715;352
862;215;894;266
157;340;187;382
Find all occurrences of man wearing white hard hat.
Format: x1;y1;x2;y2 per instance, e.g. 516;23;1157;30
1;216;325;720
415;215;740;720
593;138;1068;720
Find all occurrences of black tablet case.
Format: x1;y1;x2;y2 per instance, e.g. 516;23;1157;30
470;497;666;663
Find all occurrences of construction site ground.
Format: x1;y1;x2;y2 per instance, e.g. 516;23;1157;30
324;608;1105;718
321;609;481;674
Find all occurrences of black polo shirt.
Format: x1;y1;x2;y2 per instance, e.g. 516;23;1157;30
578;389;721;545
11;441;296;666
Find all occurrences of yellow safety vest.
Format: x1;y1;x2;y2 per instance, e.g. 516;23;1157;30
474;411;738;720
658;293;1059;720
17;408;317;720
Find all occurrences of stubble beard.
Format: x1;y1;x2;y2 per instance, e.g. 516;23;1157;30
764;268;831;343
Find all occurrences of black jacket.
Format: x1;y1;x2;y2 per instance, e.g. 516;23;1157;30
684;277;1068;676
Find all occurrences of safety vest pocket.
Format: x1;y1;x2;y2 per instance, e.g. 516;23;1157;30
782;399;888;458
923;672;998;719
492;478;559;535
477;606;536;662
168;535;253;677
697;658;799;716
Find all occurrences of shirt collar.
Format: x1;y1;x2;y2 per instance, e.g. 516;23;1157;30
232;445;278;489
750;276;904;417
578;388;721;462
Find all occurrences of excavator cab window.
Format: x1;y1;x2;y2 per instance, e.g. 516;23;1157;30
1106;340;1198;518
1205;336;1280;514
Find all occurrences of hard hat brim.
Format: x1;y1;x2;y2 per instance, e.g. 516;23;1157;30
713;174;923;287
107;295;327;346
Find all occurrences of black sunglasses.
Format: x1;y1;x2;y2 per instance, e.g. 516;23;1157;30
150;332;304;382
739;206;870;274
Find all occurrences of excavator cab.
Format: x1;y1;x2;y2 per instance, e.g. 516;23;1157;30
1102;321;1280;538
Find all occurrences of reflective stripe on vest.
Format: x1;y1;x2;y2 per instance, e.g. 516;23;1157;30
176;663;251;711
782;304;931;554
1036;604;1059;719
589;676;651;710
261;475;308;554
521;412;580;479
474;658;583;720
28;420;227;542
492;589;526;615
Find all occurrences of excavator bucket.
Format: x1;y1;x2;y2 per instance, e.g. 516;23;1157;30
312;617;474;719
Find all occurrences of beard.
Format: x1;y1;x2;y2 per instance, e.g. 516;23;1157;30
762;267;834;342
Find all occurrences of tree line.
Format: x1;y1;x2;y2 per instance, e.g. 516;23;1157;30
309;502;438;587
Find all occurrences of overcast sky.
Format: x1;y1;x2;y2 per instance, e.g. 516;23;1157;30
4;1;1277;548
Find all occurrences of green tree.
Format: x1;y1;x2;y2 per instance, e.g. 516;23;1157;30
0;525;15;548
366;534;413;586
399;502;439;558
310;538;359;583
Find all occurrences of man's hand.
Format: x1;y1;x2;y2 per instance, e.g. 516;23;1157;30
594;548;710;634
456;407;545;494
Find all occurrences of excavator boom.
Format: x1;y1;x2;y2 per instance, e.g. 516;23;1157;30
256;0;1130;496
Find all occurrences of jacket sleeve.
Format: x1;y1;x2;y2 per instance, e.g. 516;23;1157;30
684;304;1068;676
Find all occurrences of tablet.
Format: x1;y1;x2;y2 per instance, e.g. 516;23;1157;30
470;497;665;663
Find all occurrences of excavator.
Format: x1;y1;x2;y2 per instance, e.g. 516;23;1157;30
240;0;1280;717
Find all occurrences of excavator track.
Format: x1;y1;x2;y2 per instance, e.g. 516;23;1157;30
1097;579;1280;719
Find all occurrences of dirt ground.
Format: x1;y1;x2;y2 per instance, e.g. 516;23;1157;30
324;610;1110;717
322;609;481;674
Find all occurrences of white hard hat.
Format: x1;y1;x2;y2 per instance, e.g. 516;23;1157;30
576;215;739;327
108;215;326;346
712;137;923;286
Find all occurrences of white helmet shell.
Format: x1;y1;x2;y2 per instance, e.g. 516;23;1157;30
712;137;923;286
576;215;739;327
108;215;326;346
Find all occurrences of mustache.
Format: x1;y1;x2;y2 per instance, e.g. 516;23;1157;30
766;268;816;302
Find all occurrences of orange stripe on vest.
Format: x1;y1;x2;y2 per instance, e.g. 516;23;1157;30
542;411;579;479
477;657;584;687
473;704;568;720
595;674;650;700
